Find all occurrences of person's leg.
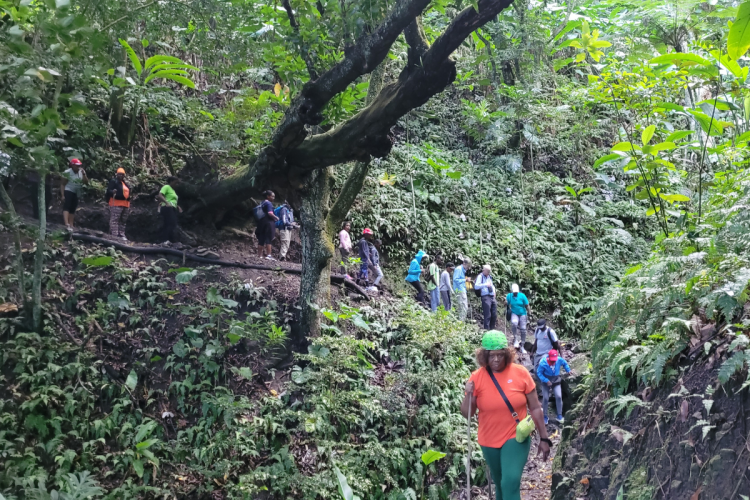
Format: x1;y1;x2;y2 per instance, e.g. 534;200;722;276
480;446;503;500
430;288;440;312
119;207;129;238
482;295;491;329
360;262;369;283
416;281;426;306
490;299;498;329
441;291;451;311
69;193;78;227
279;230;291;258
373;265;383;286
510;313;519;345
541;383;551;421
339;248;349;274
458;291;467;320
498;438;532;500
553;384;564;418
161;206;177;242
109;207;119;236
519;314;528;346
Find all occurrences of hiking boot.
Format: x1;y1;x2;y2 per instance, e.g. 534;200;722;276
557;415;564;424
265;255;276;261
520;347;527;354
514;340;520;349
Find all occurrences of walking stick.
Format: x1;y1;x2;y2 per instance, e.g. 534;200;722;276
466;408;471;500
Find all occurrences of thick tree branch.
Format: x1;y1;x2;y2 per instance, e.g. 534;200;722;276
282;0;319;80
192;0;432;208
405;17;429;69
286;0;515;171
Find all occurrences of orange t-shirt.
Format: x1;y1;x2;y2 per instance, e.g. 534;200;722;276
109;182;130;207
468;363;536;448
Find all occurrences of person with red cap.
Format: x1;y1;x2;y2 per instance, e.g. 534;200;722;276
357;228;374;284
536;348;572;424
106;167;131;240
60;158;89;231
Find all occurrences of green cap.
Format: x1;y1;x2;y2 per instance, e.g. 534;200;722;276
481;330;508;350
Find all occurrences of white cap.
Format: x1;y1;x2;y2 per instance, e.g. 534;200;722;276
511;283;519;293
483;264;491;272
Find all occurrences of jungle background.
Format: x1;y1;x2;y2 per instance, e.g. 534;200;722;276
2;0;750;498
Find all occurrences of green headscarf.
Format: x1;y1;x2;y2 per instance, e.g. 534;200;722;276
481;330;508;350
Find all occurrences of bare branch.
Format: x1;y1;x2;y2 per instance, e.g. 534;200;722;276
282;0;319;80
404;17;429;69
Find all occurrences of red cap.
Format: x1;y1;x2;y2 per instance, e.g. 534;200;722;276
362;228;373;235
70;158;82;166
547;349;558;361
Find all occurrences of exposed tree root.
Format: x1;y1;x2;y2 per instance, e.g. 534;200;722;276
70;233;370;300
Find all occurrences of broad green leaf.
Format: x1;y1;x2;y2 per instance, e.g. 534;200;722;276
736;130;750;142
552;20;581;43
611;142;640;152
553;57;574;71
136;438;158;449
141;39;149;48
334;465;358;500
421;450;447;465
125;369;138;391
688;109;724;136
648;53;711;67
175;269;198;284
81;255;113;267
119;39;142;77
593;153;622;169
728;2;750;61
650;142;676;152
227;333;241;344
564;185;577;197
149;73;195;88
665;130;692;143
232;367;253;380
654;102;685;112
641;125;655;146
659;193;690;203
132;459;144;478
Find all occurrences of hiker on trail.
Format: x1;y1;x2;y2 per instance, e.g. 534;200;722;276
156;176;182;245
453;258;471;320
338;221;353;274
461;331;551;500
536;349;572;425
368;239;384;290
405;250;428;307
254;190;279;260
475;264;497;330
106;168;131;241
531;318;560;370
274;201;296;261
61;158;89;231
440;262;455;311
358;228;374;284
506;283;531;353
427;255;442;312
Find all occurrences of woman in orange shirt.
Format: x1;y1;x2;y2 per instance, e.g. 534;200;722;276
461;331;550;500
106;168;131;241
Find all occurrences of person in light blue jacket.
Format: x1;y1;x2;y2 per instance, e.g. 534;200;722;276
536;349;571;424
405;250;428;307
452;257;471;321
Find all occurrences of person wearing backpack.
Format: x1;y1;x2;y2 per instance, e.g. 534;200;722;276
274;201;296;261
506;283;531;353
368;239;384;290
405;250;428;307
474;265;497;330
531;318;561;371
461;331;551;500
357;228;374;284
254;190;279;260
426;255;442;312
106;167;131;241
536;349;572;424
155;176;182;245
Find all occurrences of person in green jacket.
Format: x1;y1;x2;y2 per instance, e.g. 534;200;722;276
156;176;182;245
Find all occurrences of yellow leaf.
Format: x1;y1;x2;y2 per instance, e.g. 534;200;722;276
274;82;281;97
270;389;278;396
118;323;126;328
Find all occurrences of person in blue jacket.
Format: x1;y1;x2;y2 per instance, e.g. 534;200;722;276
405;250;428;307
536;349;571;424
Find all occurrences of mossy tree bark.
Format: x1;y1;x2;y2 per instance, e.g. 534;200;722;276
32;176;46;332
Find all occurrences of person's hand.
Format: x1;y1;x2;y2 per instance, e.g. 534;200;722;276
547;381;552;387
178;206;183;213
537;440;551;460
465;380;475;395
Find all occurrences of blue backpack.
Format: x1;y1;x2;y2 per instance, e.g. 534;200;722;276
274;205;294;228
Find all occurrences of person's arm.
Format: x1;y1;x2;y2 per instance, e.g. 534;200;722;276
81;169;89;184
561;359;571;374
460;380;478;418
551;332;561;352
525;296;532;316
531;339;538;355
156;192;168;204
106;179;116;198
536;363;550;384
60;176;67;198
431;266;439;286
526;393;551;460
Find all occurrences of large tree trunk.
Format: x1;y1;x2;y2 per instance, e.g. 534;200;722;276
299;168;335;337
0;181;26;307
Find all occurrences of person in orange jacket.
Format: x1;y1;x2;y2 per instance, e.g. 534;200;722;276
106;168;131;241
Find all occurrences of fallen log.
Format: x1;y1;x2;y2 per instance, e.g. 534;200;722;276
70;233;370;300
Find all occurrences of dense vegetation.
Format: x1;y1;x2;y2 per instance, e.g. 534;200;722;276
3;0;750;498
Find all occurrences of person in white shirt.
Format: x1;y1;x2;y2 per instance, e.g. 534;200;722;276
474;264;497;330
338;221;353;273
60;158;88;231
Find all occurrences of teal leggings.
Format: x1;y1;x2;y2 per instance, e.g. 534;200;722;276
481;438;531;500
